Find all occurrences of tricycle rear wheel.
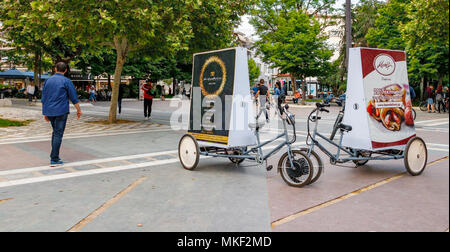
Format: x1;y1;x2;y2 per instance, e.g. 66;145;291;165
404;137;427;176
178;134;200;170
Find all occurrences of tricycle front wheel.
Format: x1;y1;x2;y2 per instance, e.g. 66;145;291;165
278;150;314;187
299;148;323;184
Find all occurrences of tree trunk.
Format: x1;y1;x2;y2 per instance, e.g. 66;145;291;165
301;76;307;105
108;37;129;123
420;76;425;101
291;75;297;94
33;50;40;88
172;77;177;95
345;0;352;69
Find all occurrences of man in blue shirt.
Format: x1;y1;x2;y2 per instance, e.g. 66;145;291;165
41;62;82;166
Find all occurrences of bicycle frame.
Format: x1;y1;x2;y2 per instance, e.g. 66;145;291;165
199;101;296;167
307;106;404;164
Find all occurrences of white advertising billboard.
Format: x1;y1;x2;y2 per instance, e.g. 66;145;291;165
342;48;416;151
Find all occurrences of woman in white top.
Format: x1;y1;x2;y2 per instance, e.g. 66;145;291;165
26;84;35;105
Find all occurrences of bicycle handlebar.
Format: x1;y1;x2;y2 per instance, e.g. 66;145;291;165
316;102;331;108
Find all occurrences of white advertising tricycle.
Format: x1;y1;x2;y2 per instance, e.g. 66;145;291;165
178;47;316;187
302;48;428;183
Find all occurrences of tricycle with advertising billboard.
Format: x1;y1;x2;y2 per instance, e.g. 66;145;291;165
302;48;427;180
178;47;315;187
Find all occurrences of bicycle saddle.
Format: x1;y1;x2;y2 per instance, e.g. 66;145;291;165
249;121;265;130
338;123;352;132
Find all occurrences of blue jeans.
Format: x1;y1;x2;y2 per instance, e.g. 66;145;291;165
89;93;96;101
48;114;68;162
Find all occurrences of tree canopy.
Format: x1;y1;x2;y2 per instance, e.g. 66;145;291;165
366;0;449;97
250;0;333;103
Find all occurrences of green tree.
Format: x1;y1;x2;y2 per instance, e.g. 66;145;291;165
366;0;449;98
401;0;449;91
30;0;196;123
170;0;255;87
248;58;261;84
366;0;409;50
251;5;333;104
0;0;49;86
352;0;383;47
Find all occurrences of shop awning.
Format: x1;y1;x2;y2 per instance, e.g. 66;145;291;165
0;68;30;79
24;71;51;80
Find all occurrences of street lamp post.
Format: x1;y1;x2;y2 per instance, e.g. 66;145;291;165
345;0;352;69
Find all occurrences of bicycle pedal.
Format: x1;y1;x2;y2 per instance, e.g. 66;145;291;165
266;165;273;171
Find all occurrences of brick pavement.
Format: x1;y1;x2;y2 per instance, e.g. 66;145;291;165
0;107;168;142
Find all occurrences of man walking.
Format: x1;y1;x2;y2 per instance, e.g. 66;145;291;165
41;62;82;166
255;79;271;123
141;80;154;120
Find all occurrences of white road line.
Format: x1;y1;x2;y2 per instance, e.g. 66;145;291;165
415;118;449;124
428;147;449;152
427;143;449;147
0;126;171;141
0;128;173;145
0;158;178;188
425;121;449;127
0;141;306;188
0;150;178;176
416;128;448;133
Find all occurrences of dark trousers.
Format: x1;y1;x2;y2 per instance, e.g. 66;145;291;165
28;93;33;102
118;98;122;114
48;114;68;162
437;100;446;113
144;98;153;117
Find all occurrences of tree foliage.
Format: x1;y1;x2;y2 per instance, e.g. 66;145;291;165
365;0;409;50
250;1;333;103
366;0;449;97
401;0;449;85
248;58;261;84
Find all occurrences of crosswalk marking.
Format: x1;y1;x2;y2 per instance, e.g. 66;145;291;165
415;118;448;124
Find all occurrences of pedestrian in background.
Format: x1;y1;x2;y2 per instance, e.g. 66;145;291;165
281;81;288;96
426;85;435;113
435;84;446;113
141;80;154;120
274;82;281;96
252;83;259;96
118;84;124;115
88;84;96;104
26;83;35;105
293;91;301;104
41;62;82;166
255;79;270;123
409;85;416;100
251;83;259;105
445;86;449;111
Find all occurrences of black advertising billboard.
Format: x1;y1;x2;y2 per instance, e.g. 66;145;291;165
188;48;236;145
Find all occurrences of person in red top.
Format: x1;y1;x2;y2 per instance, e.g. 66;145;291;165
141;80;155;120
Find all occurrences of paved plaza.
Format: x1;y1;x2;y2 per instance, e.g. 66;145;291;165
0;100;448;232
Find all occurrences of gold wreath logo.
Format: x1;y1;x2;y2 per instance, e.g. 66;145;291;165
199;56;227;97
